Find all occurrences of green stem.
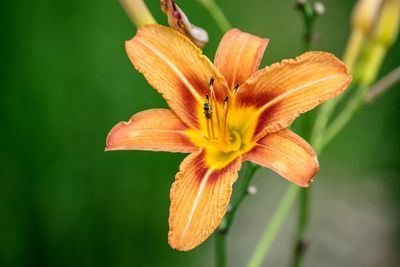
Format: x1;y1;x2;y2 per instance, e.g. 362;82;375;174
365;65;400;103
216;231;226;267
321;84;368;150
299;3;315;51
197;0;232;32
310;80;358;153
224;163;260;232
310;100;337;152
246;185;300;267
289;3;319;266
215;162;259;266
291;188;310;267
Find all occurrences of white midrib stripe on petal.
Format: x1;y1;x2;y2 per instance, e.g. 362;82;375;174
136;39;204;103
230;39;246;89
181;168;213;240
258;74;344;114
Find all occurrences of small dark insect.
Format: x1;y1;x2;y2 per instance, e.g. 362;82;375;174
204;95;212;119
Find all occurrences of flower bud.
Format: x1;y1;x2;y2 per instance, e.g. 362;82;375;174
372;0;400;47
247;185;258;195
313;2;325;16
360;0;400;85
161;0;209;48
351;0;383;34
343;0;383;72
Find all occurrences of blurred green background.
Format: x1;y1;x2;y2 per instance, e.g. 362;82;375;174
1;0;400;266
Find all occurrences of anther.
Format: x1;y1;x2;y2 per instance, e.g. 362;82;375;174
209;76;215;86
233;84;239;93
224;96;229;107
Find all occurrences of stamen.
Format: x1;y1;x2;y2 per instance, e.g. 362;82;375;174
203;94;212;138
221;96;229;144
209;76;215;87
203;95;212;119
233;84;239;93
206;119;212;138
209;77;220;138
224;96;229;106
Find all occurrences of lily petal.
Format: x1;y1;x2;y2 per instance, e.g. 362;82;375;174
235;51;352;140
214;29;269;90
126;24;229;130
244;129;319;187
168;151;241;251
106;109;197;153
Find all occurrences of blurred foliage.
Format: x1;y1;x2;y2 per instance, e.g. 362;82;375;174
1;0;399;266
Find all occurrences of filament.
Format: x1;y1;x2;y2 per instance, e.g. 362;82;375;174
221;96;229;145
209;78;220;138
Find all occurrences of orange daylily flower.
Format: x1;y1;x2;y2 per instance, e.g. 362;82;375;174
106;24;352;251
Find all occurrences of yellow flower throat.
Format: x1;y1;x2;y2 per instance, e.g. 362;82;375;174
187;78;257;169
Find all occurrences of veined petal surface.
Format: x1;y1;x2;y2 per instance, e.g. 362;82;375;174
126;25;229;130
244;129;319;187
214;29;269;90
106;109;197;153
168;151;241;251
235;51;352;140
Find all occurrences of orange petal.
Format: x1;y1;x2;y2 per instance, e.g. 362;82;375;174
168;151;242;251
235;51;352;140
106;109;197;153
214;29;269;90
244;129;319;187
126;24;229;130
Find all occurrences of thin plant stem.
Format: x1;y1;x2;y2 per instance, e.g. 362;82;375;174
291;2;318;266
298;2;316;51
216;231;226;267
310;81;357;152
246;185;300;267
310;99;336;151
215;162;259;267
197;0;232;32
224;163;260;232
291;188;310;267
365;65;400;103
321;83;368;150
